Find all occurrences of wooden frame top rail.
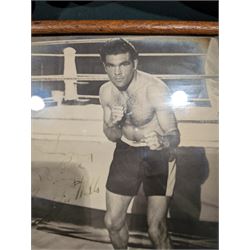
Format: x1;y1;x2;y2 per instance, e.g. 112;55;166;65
32;20;218;35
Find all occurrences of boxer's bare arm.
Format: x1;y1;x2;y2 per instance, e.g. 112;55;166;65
99;84;124;142
146;83;180;149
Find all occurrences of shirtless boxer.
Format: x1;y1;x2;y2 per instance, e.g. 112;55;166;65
99;38;180;249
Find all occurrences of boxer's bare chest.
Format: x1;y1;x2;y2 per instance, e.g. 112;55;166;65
110;85;154;127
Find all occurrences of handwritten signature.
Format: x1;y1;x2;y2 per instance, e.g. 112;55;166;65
73;176;100;199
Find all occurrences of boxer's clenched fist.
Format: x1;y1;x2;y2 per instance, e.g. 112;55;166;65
144;131;162;150
109;106;126;127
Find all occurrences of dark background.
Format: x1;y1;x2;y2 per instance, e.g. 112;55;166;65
32;1;218;21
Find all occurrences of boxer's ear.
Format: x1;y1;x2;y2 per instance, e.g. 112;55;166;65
133;59;138;70
103;62;108;73
103;62;107;71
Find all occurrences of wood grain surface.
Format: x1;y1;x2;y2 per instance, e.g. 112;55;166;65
32;20;218;35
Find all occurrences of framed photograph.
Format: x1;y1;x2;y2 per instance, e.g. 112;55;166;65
32;20;218;249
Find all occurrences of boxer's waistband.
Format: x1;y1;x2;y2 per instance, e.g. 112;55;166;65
121;136;147;147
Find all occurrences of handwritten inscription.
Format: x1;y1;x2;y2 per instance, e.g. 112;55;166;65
73;176;100;199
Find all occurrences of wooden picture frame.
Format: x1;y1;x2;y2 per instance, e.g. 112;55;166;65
32;20;218;35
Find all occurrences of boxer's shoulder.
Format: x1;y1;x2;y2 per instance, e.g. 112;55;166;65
99;81;113;105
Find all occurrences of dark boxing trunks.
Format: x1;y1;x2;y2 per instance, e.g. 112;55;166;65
106;140;170;196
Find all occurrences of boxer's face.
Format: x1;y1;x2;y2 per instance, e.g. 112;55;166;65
104;52;138;91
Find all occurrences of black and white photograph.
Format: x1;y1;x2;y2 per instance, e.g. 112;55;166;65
31;35;218;249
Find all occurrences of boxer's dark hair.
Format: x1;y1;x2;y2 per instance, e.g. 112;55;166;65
100;38;138;63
